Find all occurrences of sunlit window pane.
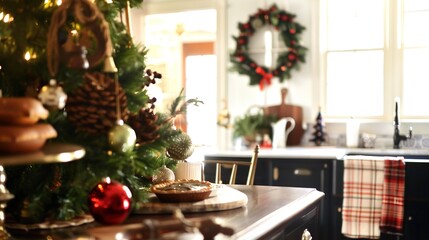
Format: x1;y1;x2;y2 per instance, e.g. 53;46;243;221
185;55;217;146
404;11;429;47
404;0;429;11
327;0;384;50
326;51;384;117
403;48;429;116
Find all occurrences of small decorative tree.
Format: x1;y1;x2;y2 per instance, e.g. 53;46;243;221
309;108;326;146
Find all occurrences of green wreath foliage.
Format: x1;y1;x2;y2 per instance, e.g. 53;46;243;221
230;4;308;89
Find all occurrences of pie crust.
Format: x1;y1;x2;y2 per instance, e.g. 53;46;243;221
151;179;212;203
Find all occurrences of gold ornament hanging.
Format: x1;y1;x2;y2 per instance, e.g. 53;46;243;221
108;120;136;153
166;132;194;161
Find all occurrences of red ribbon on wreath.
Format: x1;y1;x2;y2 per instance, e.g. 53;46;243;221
256;67;273;90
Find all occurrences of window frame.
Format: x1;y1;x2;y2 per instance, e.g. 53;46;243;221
319;0;428;122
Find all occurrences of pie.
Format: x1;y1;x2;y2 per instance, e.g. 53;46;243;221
151;179;212;203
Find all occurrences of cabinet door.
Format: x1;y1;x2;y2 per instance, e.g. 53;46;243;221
268;159;332;240
403;162;429;240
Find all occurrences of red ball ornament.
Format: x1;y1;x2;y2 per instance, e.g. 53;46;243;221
289;28;296;34
280;15;289;22
88;177;132;225
288;53;297;61
238;37;247;45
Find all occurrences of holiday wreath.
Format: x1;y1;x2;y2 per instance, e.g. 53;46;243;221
230;4;307;90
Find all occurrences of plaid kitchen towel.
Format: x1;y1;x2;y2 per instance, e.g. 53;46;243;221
380;158;405;235
342;156;385;239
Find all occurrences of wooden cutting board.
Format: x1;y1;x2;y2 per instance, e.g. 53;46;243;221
264;88;304;146
134;185;248;214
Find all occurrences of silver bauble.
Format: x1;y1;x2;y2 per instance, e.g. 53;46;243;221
152;165;175;184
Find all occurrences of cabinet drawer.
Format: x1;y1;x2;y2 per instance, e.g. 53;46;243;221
269;160;330;192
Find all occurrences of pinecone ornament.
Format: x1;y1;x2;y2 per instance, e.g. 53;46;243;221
128;102;160;145
67;72;129;135
166;132;194;161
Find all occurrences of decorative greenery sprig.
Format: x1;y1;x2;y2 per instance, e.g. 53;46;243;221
168;88;204;118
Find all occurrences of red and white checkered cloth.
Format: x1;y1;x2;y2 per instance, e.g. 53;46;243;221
380;158;405;235
342;156;405;239
342;156;385;239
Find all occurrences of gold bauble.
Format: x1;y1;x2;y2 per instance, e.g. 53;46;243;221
108;120;136;153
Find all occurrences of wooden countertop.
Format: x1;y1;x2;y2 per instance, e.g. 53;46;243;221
195;185;324;240
9;185;324;240
204;147;429;160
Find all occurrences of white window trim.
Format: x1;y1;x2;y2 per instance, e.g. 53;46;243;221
318;0;428;123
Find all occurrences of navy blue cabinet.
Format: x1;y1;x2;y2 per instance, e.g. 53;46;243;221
267;159;332;240
205;152;429;240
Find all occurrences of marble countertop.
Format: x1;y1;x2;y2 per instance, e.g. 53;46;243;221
204;146;429;160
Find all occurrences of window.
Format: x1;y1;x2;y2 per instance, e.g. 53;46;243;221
323;0;429;120
402;1;429;117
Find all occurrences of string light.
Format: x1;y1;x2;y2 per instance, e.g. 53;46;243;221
3;14;12;23
24;52;31;61
44;0;62;8
24;50;37;61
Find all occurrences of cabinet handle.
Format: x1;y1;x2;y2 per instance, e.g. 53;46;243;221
273;167;279;181
301;229;312;240
294;168;312;176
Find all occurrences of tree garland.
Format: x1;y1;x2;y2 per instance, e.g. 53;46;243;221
230;4;307;90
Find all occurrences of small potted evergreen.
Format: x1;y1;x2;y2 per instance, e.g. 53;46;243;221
232;109;277;147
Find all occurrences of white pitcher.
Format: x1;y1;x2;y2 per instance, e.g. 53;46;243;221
271;117;296;149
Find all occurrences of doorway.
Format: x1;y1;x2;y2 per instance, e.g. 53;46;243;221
140;9;218;147
180;42;217;147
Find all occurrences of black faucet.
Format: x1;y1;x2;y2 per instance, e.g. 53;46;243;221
393;98;412;149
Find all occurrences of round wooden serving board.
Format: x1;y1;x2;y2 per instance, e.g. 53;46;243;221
135;185;248;214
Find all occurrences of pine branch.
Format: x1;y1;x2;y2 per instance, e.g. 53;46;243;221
168;89;204;118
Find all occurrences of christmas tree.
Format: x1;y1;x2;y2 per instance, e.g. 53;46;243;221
309;108;326;146
0;0;192;223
